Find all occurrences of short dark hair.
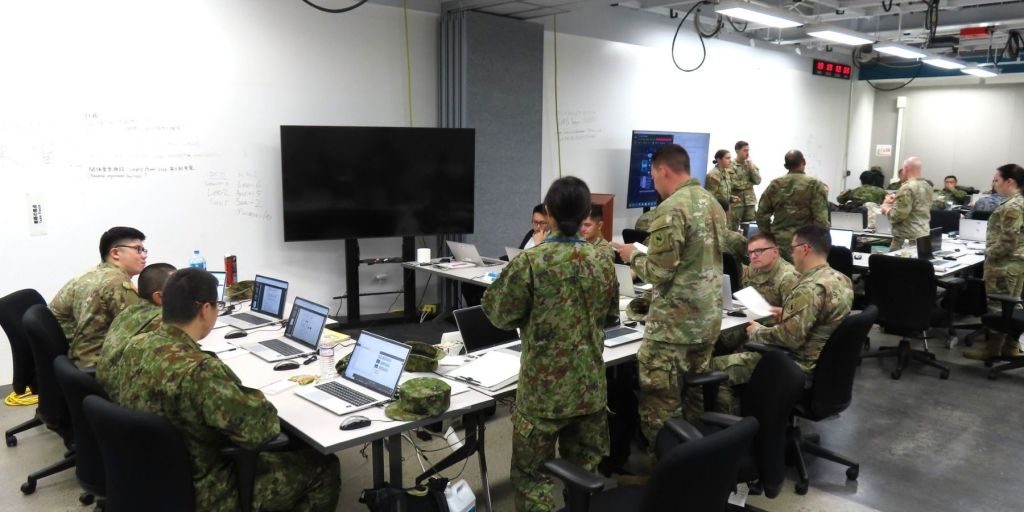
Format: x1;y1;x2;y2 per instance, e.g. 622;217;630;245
713;149;730;162
99;227;145;262
944;175;957;182
162;268;218;325
747;232;777;247
651;144;690;174
734;140;749;152
588;204;604;222
860;170;879;186
544;176;591;237
997;164;1024;188
532;203;545;216
784;150;805;171
138;263;176;302
793;224;830;255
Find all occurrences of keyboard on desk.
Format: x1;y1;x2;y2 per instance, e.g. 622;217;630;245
259;338;304;356
231;312;266;325
316;381;376;407
605;327;637;339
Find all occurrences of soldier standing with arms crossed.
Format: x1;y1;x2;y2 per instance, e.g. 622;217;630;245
881;156;932;251
730;140;761;224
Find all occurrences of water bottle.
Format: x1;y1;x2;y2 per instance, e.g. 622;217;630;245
188;250;206;270
319;339;339;380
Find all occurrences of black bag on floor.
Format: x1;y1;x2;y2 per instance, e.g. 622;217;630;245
359;477;451;512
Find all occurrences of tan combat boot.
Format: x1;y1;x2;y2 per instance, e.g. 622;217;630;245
1002;334;1023;357
963;332;1005;361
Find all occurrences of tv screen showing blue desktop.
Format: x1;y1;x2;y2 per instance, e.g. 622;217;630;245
626;130;711;209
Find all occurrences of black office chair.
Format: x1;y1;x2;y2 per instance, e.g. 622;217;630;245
827;246;854;279
544;416;759;512
966;209;993;221
622;229;649;245
53;355;107;508
0;289;46;447
789;306;877;494
929;209;961;234
20;304;76;494
723;252;743;293
976;293;1024;380
862;255;956;379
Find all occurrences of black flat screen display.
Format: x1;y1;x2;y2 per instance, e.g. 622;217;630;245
281;126;475;241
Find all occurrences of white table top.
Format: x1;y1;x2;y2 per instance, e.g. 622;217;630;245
402;260;507;287
852;237;985;277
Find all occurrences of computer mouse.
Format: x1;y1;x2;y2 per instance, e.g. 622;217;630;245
340;415;371;430
224;330;248;339
273;361;300;371
854;254;863;260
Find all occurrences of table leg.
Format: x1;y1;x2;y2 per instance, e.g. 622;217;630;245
476;418;494;512
372;439;385;487
388;434;403;487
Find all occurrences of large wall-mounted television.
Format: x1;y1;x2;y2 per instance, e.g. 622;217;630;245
626;130;711;209
281;126;475;241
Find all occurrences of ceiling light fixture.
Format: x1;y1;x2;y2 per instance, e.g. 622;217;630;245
715;1;803;29
806;25;875;46
961;66;999;78
922;56;967;70
874;43;928;60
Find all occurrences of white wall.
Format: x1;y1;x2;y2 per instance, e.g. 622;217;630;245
846;81;877;188
0;0;439;385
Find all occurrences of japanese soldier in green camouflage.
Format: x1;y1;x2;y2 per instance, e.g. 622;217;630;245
615;144;727;446
483;176;619;512
96;262;175;389
934;175;970;208
730;140;762;224
706;149;742;230
837;170;887;205
580;204;617;263
712;225;852;413
756;150;830;261
103;268;340;512
50;226;146;368
881;157;933;250
964;164;1024;360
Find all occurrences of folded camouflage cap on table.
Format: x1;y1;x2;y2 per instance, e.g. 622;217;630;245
403;341;446;373
385;377;451;421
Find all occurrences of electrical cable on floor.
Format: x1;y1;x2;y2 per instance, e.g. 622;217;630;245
4;389;37;406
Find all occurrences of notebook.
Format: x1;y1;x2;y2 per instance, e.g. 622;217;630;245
241;297;329;362
220;274;288;329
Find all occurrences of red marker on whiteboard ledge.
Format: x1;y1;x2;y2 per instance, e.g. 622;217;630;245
225;254;238;286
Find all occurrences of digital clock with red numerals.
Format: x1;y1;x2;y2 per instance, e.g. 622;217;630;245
812;59;852;80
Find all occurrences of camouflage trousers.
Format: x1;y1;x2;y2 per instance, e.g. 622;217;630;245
253;448;340;512
710;352;762;415
735;189;757;223
985;261;1024;315
637;340;715;446
511;409;608;512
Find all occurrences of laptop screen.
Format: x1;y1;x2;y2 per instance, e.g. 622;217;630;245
453;306;519;353
284;297;330;348
344;332;411;396
252;274;288;318
831;212;864;231
743;223;759;237
960;218;987;242
721;274;733;310
830;229;854;250
210;271;226;302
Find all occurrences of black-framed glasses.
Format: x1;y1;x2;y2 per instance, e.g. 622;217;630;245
115;244;148;254
791;243;810;251
749;246;777;257
532;220;548;226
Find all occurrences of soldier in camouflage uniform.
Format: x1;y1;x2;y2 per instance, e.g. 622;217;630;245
881;157;933;250
934;175;970;208
712;225;853;413
706;149;742;230
96;263;176;390
50;227;147;368
482;177;619;512
580;204;618;263
964;164;1024;360
103;268;340;512
837;170;887;205
730;141;762;224
755;150;830;261
635;208;656;232
615;144;726;445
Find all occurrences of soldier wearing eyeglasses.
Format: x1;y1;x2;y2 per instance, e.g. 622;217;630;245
50;226;147;367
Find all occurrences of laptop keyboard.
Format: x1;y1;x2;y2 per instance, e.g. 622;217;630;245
232;312;266;324
316;381;375;406
605;327;636;338
260;339;304;356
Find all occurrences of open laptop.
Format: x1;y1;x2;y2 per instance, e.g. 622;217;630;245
874;214;893;235
241;297;329;362
959;218;987;242
505;247;524;260
603;316;643;347
210;271;226;302
453;305;522;355
447;241;503;267
918;228;956;270
615;264;637;298
830;229;854;250
742;222;759;238
220;274;289;329
295;332;412;416
832;211;865;231
721;274;738;312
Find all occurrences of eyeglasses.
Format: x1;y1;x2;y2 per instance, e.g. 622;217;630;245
115;244;148;254
791;243;810;251
748;247;777;257
532;220;548;226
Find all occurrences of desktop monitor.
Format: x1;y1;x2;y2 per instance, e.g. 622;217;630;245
626;130;710;209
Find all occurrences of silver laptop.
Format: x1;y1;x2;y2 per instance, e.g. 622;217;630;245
241;297;329;362
221;274;289;329
722;274;736;311
210;271;227;302
832;212;864;231
615;264;637;298
295;332;412;416
447;241;503;267
603;321;643;348
742;222;759;238
453;305;522;355
959;218;987;242
830;229;854;250
875;215;893;235
505;247;524;260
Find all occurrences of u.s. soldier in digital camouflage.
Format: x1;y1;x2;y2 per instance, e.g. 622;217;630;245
881;157;933;250
482;177;619;512
103;268;340;512
50;226;146;368
706;149;741;230
964;164;1024;361
579;203;618;263
616;144;726;446
837;170;887;205
95;263;175;392
730;140;762;224
712;225;852;413
756;150;830;261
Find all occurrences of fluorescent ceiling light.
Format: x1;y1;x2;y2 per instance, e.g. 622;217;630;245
806;25;875;46
715;1;803;29
922;56;966;70
961;66;999;78
874;43;928;59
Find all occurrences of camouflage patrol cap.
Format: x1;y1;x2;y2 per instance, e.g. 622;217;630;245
385;377;451;421
403;341;446;373
226;280;255;301
626;296;650;322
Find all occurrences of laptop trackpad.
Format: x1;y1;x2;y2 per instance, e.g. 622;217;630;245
305;389;335;403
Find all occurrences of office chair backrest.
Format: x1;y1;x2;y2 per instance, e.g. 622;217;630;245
22;304;72;436
804;306;878;420
54;355;108;496
641;417;759;511
827;246;854;279
967;209;993;221
868;255;936;334
740;350;806;497
929;209;961;234
83;395;195;512
0;289;45;395
622;229;649;245
722;252;743;293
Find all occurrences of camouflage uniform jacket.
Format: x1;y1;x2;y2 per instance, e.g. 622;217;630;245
705;165;733;207
635;209;656;232
837;185;886;205
729;159;761;200
630;179;726;345
749;264;852;372
95;301;162;389
886;181;902;191
889;177;933;241
722;229;749;265
755;171;830;243
589;236;618;263
50;262;140;367
481;235;618;419
935;187;969;207
985;194;1024;271
741;257;800;307
105;323;280;512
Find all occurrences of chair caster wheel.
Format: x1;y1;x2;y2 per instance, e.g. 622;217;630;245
21;478;36;495
80;492;95;505
6;435;16;447
890;370;902;380
940;370;950;380
847;465;860;480
795;480;809;495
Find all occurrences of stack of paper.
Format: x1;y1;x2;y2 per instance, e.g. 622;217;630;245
445;351;520;391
